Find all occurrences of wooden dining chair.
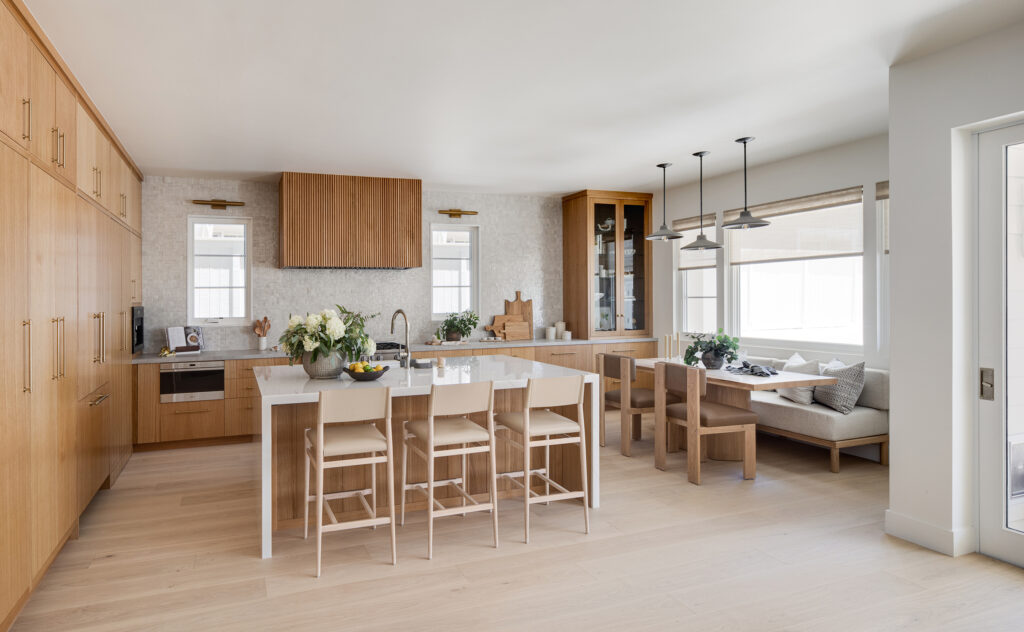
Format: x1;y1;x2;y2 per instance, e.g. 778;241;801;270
598;353;679;456
654;362;757;485
495;374;589;543
304;387;396;577
400;381;499;559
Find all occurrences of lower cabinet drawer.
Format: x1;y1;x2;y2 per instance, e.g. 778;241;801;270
225;397;260;436
159;401;225;442
226;377;261;399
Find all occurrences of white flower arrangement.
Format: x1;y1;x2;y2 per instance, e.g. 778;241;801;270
279;305;378;364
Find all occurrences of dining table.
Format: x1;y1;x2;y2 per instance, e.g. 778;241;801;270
633;357;837;467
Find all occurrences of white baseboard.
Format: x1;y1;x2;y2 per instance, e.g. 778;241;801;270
884;509;978;556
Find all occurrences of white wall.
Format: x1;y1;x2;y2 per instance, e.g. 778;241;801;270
141;176;562;352
886;19;1024;557
652;134;890;368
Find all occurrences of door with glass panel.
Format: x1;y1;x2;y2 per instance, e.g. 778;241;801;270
978;123;1024;566
592;200;618;333
620;201;649;333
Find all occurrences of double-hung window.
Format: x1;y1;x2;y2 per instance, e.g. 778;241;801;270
674;216;719;334
431;225;478;319
729;187;864;346
187;216;252;326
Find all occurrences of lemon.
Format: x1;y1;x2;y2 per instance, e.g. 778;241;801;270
374;365;384;372
353;366;364;373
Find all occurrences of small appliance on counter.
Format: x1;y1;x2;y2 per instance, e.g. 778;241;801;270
370;341;407;363
132;306;144;354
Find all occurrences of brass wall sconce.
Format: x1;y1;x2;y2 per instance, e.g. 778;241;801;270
438;209;478;219
192;199;245;210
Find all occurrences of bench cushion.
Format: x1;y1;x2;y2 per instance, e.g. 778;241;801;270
750;391;888;442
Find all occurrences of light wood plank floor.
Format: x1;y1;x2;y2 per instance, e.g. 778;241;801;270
12;416;1024;631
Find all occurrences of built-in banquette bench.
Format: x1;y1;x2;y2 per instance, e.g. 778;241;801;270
744;355;889;472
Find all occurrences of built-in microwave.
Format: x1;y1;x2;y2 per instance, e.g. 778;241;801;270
159;360;225;403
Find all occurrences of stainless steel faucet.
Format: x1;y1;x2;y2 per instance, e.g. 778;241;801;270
390;309;410;367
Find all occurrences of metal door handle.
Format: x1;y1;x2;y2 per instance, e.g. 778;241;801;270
51;318;59;380
23;320;31;393
89;393;110;406
22;98;31;140
101;312;106;363
59;317;66;378
51;128;58;164
174;409;210;415
58;130;66;167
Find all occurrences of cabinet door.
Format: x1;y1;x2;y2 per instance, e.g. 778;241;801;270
128;170;141;231
76;198;102;400
619;201;650;335
591;200;619;335
130;233;142;304
535;345;588;371
95;130;111;211
0;139;31;622
54;77;75;184
77;387;110;514
75;103;95;196
27;44;56;166
0;3;29;148
108;152;123;222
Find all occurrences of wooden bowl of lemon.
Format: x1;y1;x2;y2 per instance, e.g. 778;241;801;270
343;361;389;381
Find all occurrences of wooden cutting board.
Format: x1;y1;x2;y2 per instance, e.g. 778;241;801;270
504;291;533;338
484;314;524;338
503;320;531;341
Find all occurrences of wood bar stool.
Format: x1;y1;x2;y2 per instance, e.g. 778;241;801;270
495;375;589;543
598;352;679;456
400;381;499;559
654;362;757;485
303;387;397;577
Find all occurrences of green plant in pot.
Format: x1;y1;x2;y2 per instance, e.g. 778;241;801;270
279;305;378;379
440;310;479;342
683;328;739;370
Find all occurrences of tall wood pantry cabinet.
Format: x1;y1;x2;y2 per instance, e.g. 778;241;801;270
562;190;653;339
0;0;143;627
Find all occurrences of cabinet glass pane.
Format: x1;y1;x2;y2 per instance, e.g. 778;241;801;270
594;203;617;331
622;203;646;331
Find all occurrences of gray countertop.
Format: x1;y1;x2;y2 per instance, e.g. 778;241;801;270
132;336;657;364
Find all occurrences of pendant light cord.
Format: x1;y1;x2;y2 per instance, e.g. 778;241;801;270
698;154;705;235
743;141;748;213
662;166;668;225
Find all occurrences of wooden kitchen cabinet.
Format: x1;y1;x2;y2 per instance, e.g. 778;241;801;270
53;75;75;183
160;401;225;442
0;137;31;625
77;385;111;514
224;357;290;379
27;43;55;166
130;232;142;304
562;190;653;339
225;397;260;436
135;363;159;444
75;104;110;208
0;1;29;148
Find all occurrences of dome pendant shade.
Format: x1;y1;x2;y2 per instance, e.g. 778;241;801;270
723;136;769;230
646;162;683;241
681;232;722;250
682;150;722;250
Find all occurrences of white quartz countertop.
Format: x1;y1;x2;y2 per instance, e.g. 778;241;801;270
254;355;597;403
132;336;656;364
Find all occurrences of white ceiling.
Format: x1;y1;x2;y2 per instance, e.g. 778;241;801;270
24;0;1024;194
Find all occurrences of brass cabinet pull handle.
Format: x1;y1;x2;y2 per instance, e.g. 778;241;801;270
611;349;635;353
551;352;576;356
98;169;102;199
92;167;98;196
51;318;59;380
101;312;106;363
23;320;31;393
92;313;101;363
58;130;65;167
22;98;31;140
89;393;110;406
173;409;210;415
51;128;58;164
59;317;66;378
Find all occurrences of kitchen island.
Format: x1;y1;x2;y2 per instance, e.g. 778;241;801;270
254;355;599;558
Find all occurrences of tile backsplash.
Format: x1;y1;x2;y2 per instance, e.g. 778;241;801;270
141;176;563;352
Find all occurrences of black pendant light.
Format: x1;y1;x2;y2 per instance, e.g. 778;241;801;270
723;136;770;230
646;163;683;241
682;151;722;250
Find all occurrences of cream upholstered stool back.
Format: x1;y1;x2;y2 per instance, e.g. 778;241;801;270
304;387;396;577
495;374;589;543
400;381;499;559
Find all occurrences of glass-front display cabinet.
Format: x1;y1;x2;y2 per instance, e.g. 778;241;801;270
562;190;652;338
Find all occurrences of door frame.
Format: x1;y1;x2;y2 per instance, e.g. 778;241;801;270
977;122;1024;567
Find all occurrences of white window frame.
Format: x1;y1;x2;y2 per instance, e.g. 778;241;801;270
726;198;866;354
429;223;480;321
186;215;253;327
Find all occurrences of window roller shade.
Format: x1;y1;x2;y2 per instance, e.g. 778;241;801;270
722;186;864;223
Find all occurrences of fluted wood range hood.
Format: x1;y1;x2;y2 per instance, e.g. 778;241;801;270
279;172;422;269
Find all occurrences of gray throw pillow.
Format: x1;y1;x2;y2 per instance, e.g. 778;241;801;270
814;362;866;414
777;360;820;405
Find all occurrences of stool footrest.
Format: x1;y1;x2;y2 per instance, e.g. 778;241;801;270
433;503;494;518
528;491;584;505
321;516;392;534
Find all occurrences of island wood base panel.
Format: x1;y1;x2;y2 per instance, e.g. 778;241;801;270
270;388;593;530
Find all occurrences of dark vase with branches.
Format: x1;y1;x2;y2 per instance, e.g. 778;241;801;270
683;329;739;370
